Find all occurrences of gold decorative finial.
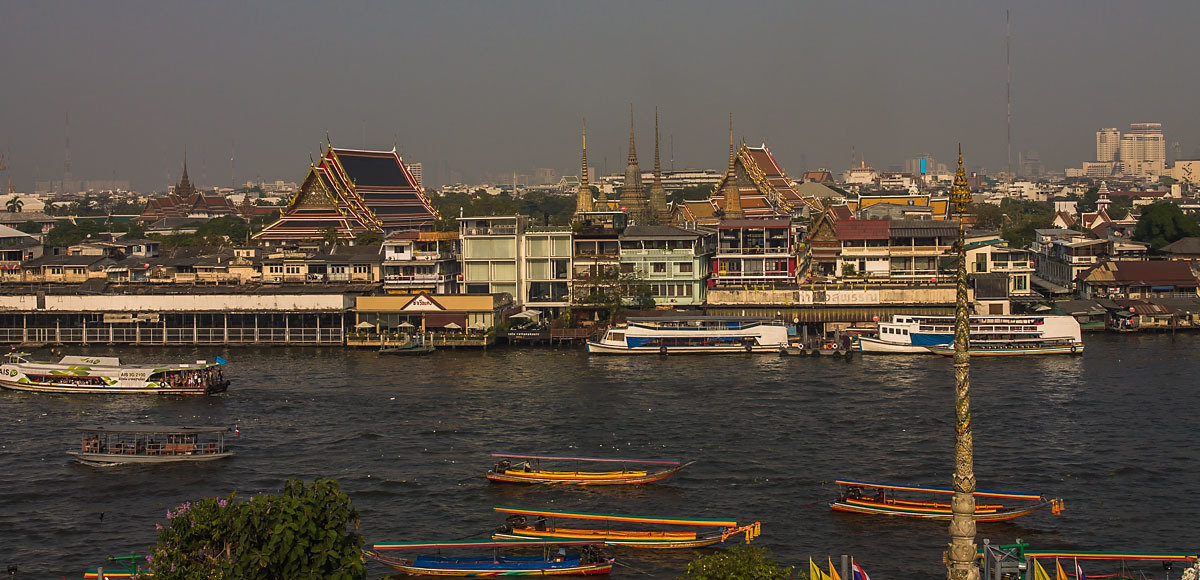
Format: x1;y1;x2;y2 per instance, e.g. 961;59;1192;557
950;143;972;210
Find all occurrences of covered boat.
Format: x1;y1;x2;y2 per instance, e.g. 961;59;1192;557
486;453;693;485
68;425;234;466
924;337;1084;356
492;506;760;549
0;352;228;395
858;314;1083;354
587;316;789;354
367;539;614;576
829;479;1063;522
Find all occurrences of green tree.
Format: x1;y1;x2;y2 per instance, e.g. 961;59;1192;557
669;184;715;205
15;220;42;235
998;198;1054;248
1134;202;1200;249
147;478;364;580
680;545;795;580
45;221;106;247
968;202;1004;230
321;225;344;247
354;230;383;246
196;216;250;245
1077;186;1100;213
5;196;23;213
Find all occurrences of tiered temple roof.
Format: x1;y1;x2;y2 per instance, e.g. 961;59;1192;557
253;146;437;243
677;143;822;224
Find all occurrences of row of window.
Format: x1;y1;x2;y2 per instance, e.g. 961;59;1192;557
649;284;695;298
266;265;369;274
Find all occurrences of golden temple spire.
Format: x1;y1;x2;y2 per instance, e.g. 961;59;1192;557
621;103;650;225
574;118;595;217
721;113;744;220
649;106;669;224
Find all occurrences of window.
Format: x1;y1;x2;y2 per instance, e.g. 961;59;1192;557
652;262;667;273
285;265;301;274
353;265;368;274
268;265;283;274
620;263;634;273
330;265;346;274
678;262;693;273
1014;276;1027;291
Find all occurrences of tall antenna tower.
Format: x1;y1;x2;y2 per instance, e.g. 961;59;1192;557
1006;9;1012;179
231;138;236;190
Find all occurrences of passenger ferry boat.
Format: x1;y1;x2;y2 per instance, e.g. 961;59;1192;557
0;352;228;395
856;315;1083;355
68;425;234;466
587;316;789;355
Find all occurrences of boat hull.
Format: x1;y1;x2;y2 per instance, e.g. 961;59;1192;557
486;462;693;485
493;531;721;549
925;344;1084;356
855;336;935;354
830;498;1062;522
67;450;233;466
371;553;614;576
0;378;224;395
586;342;780;355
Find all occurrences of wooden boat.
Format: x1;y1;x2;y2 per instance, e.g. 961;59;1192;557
492;506;760;549
367;539;614;576
829;479;1064;522
485;453;694;485
925;337;1084;356
980;542;1199;580
0;352;229;395
68;425;233;466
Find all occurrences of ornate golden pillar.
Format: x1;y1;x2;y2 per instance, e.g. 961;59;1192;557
947;145;979;580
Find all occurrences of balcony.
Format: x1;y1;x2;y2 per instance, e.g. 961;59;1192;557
716;245;790;256
462;226;517;236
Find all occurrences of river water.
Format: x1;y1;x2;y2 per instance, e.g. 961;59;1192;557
1;333;1197;578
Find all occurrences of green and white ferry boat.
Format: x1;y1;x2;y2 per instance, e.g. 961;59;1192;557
0;352;228;395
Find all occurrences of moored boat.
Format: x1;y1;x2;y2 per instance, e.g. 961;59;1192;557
829;479;1063;522
0;352;228;395
857;314;1083;354
367;539;614;576
67;425;234;466
492;506;760;549
486;453;694;485
587;316;788;354
924;337;1084;356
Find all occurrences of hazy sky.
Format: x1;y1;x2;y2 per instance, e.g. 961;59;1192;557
2;1;1197;191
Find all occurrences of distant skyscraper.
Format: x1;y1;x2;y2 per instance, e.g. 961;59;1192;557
407;162;423;188
1120;123;1165;178
1096;128;1120;163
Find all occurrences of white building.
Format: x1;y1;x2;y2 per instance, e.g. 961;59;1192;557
1120;123;1166;178
1096;127;1121;163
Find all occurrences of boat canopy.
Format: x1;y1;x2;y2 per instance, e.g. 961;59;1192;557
494;506;737;527
835;479;1045;501
625;316;774;322
491;453;682;465
76;425;230;434
60;356;123;366
373;539;606;550
1023;551;1198;562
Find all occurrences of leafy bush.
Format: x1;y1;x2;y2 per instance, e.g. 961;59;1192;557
680;545;796;580
147;478;364;580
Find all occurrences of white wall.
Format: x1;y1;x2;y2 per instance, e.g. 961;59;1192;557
0;294;354;312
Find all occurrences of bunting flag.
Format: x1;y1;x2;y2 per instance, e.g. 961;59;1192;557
828;557;843;580
1032;559;1052;580
1075;559;1087;580
852;561;871;580
809;558;830;580
1056;559;1068;580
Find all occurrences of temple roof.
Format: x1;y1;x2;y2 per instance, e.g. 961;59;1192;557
710;143;822;219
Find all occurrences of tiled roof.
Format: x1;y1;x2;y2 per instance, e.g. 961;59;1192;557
835;219;889;240
1081;260;1199;285
1160;237;1200;255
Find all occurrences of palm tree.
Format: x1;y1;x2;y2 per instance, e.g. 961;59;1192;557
5;196;22;213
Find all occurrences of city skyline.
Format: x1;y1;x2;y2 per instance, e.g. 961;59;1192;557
2;1;1198;191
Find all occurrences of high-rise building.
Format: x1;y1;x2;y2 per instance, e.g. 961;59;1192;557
1096;128;1120;163
407;162;423;188
1119;123;1165;178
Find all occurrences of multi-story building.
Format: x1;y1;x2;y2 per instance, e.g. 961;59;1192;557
1078;260;1199;300
571;211;626;304
964;234;1037;314
1032;229;1108;293
834;219;891;278
522;227;573;313
458;215;572;313
1120;123;1166;178
618;225;714;307
1097;127;1121;162
381;231;460;294
711;218;795;286
885;220;958;280
0;225;43;280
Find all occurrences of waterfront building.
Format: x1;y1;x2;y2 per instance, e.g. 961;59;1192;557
381;231;460;294
1120;123;1166;178
571;211;626;304
353;293;512;336
884;220;958;280
1078;260;1199;300
522;227;573;313
458;215;572;313
834;219;891;279
618;224;714;307
261;244;381;284
254;145;437;244
963;233;1037;314
1097;128;1121;163
711;218;795;286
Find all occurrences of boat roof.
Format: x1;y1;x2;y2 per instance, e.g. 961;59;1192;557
835;479;1044;500
491;453;682;465
625;316;774;322
494;506;737;527
77;425;230;434
373;539;606;551
60;355;123;366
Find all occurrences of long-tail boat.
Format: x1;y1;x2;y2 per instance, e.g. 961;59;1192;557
485;453;694;485
829;479;1064;522
366;539;614;576
491;506;760;549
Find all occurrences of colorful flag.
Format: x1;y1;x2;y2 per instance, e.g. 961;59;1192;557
828;557;843;580
852;561;871;580
1075;559;1087;580
809;558;829;580
1055;559;1068;580
1032;559;1051;580
215;355;227;365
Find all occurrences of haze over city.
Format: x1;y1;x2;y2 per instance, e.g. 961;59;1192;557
2;0;1198;190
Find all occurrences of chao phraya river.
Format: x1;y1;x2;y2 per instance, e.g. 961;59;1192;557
2;334;1198;578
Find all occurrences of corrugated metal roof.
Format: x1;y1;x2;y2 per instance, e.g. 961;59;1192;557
889;220;960;238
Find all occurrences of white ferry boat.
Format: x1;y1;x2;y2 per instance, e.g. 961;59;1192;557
857;315;1083;354
587;316;789;355
0;352;229;395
